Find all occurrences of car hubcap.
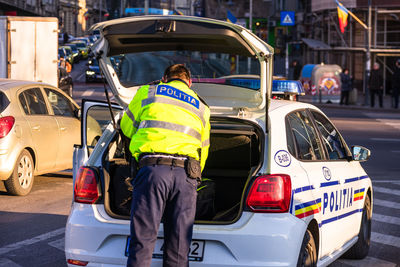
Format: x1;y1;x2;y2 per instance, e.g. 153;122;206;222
17;155;33;189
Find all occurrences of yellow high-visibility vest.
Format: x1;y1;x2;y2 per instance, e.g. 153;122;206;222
120;80;210;171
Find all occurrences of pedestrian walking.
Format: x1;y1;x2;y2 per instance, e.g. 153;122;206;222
120;64;211;267
369;62;384;108
340;68;352;105
391;59;400;109
290;60;302;80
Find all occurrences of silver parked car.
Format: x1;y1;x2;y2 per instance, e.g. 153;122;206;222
0;79;102;196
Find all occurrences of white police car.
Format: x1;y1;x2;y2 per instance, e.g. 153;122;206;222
65;16;373;267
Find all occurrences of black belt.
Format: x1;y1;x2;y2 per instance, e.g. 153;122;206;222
138;155;187;169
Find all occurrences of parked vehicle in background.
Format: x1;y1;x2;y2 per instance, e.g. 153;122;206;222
70;41;89;59
71;40;89;59
110;55;124;77
87;35;98;45
59;46;74;66
85;58;102;83
0;16;58;87
59;33;74;45
60;46;75;65
0;79;102;196
300;64;342;104
58;67;73;96
73;37;91;47
64;43;81;63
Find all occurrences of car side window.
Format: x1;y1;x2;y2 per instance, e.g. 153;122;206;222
311;111;348;160
285;119;296;156
18;93;29;114
286;110;323;160
19;88;48;115
44;88;74;117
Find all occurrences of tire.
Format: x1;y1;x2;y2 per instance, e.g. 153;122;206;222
297;229;317;267
342;194;371;259
4;150;34;196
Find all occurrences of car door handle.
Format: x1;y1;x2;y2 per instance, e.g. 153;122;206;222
32;125;40;131
60;127;67;131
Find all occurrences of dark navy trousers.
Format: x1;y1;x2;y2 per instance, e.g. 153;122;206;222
127;165;197;267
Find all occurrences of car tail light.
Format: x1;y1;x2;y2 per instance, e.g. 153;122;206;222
246;174;291;213
0;116;15;138
67;259;88;266
74;167;99;204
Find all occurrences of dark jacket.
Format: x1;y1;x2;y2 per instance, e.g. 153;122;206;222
340;72;352;92
369;69;383;90
391;66;400;92
293;64;302;80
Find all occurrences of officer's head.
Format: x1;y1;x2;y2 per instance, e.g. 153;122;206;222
163;64;192;87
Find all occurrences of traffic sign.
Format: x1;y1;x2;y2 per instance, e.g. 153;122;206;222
280;11;295;26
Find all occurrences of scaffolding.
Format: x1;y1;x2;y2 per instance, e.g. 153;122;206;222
301;6;400;97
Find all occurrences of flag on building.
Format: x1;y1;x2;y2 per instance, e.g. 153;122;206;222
335;0;349;33
173;9;184;15
227;10;237;24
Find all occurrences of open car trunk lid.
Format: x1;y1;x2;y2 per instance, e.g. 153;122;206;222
90;15;274;115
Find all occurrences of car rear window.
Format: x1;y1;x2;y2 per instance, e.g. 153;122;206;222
108;51;260;89
0;91;10;113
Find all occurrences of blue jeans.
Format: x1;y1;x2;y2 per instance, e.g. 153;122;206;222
127;165;197;267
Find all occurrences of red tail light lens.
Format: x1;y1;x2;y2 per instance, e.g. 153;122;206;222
67;259;88;266
0;116;15;138
246;174;291;213
74;167;99;204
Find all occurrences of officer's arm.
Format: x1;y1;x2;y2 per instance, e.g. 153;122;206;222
200;111;211;172
120;87;146;138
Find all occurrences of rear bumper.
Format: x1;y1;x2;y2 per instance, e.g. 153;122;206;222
0;136;21;180
65;204;307;267
0;152;15;180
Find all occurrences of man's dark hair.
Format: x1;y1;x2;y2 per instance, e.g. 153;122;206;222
164;64;191;81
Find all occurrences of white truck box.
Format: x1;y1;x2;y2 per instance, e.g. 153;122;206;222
0;16;58;87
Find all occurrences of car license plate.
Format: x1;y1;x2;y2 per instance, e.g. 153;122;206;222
125;237;205;262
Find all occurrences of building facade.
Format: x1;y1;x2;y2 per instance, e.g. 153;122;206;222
0;0;107;37
1;0;399;93
299;0;400;93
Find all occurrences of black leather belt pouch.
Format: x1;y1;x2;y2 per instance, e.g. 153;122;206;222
185;158;202;184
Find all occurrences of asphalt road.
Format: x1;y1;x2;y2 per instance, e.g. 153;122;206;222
0;61;399;266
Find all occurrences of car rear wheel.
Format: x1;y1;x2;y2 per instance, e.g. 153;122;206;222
4;150;34;196
342;194;371;259
297;229;317;267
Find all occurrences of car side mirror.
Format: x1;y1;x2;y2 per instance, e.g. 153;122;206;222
351;145;371;162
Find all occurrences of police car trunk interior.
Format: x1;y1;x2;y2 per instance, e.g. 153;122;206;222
102;117;264;223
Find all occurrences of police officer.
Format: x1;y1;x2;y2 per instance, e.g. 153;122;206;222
120;64;210;267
